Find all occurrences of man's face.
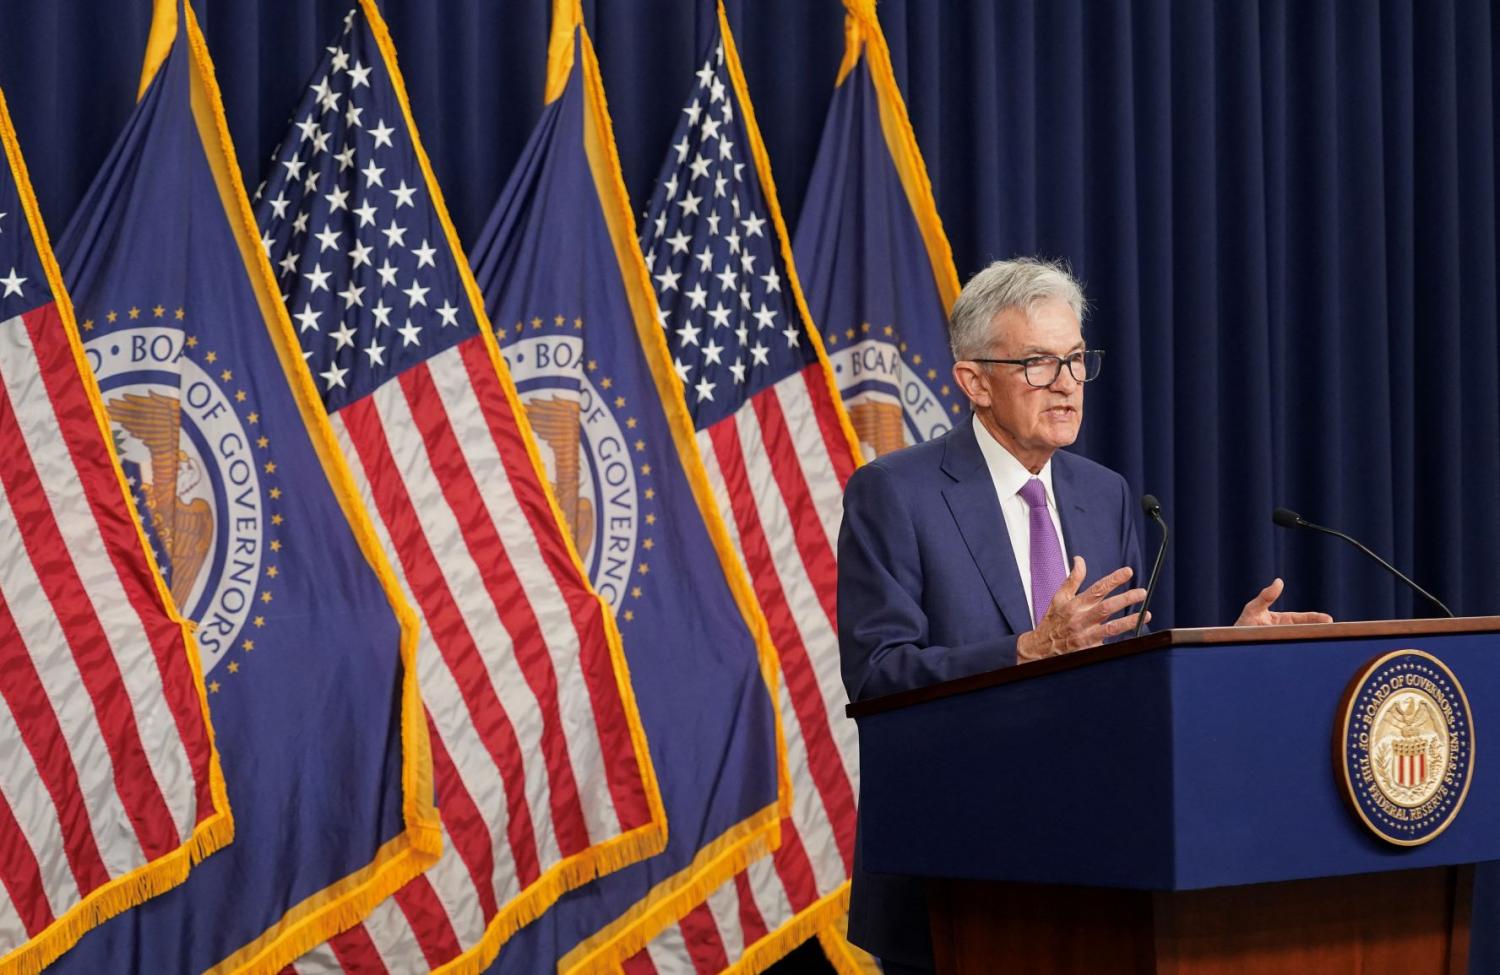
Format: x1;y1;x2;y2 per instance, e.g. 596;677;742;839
954;297;1085;472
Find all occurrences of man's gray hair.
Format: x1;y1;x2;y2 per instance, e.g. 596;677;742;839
947;257;1087;361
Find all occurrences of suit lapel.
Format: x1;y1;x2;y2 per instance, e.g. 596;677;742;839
1052;452;1108;591
940;418;1034;635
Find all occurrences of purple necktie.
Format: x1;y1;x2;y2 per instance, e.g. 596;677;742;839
1019;478;1066;626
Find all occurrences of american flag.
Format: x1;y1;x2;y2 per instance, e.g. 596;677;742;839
257;4;662;971
631;6;867;970
0;87;227;971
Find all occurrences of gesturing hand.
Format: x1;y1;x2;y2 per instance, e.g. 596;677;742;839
1016;557;1149;662
1235;577;1334;626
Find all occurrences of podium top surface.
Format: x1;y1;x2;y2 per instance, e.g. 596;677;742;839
846;615;1500;719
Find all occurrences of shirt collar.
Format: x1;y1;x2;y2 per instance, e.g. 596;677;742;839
972;416;1056;506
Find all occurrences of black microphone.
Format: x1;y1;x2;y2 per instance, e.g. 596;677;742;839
1134;494;1169;637
1271;507;1454;618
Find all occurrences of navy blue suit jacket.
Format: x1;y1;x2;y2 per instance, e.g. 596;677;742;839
837;415;1145;964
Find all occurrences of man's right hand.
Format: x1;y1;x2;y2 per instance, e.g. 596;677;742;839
1016;557;1149;662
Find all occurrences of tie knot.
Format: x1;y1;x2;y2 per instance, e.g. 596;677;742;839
1019;478;1049;510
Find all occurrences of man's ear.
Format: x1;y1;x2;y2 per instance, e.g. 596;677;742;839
952;360;990;408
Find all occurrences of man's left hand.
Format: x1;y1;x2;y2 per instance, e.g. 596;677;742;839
1235;577;1334;626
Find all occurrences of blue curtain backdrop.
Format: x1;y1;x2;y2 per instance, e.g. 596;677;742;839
1;0;1496;965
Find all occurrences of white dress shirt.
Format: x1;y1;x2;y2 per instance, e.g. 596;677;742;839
973;419;1069;625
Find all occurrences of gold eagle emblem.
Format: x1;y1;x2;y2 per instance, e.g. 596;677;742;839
108;391;214;608
525;395;595;560
849;400;906;458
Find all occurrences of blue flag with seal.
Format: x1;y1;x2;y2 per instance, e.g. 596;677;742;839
468;5;785;972
792;0;965;459
49;3;440;972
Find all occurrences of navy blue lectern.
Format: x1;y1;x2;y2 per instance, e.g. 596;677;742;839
847;618;1500;974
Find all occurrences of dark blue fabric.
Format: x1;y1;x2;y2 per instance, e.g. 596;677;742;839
837;414;1145;963
793;57;966;454
50;31;410;973
0;0;1496;968
469;34;780;969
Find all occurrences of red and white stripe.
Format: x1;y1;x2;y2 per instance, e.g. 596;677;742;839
639;362;861;971
291;334;652;971
0;301;218;956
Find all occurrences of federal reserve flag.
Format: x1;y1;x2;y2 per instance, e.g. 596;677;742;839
0;83;229;975
49;3;441;972
793;0;964;460
259;4;664;972
632;3;870;972
470;6;785;972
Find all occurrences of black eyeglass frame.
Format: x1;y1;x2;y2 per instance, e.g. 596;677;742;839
967;349;1106;388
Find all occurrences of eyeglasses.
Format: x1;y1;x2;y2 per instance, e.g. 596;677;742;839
968;349;1105;388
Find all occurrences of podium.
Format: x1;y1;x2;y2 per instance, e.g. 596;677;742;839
846;618;1500;974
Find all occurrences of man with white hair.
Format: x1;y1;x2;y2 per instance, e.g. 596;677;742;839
837;257;1328;970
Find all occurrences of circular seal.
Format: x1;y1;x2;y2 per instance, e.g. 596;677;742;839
827;338;951;456
498;330;644;610
84;325;267;676
1338;649;1475;846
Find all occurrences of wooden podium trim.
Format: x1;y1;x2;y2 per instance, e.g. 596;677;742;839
846;616;1500;719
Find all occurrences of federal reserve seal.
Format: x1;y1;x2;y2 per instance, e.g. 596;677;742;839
1338;649;1474;846
82;315;276;680
497;317;657;612
824;326;955;457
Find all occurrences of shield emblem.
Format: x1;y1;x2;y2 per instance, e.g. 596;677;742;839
1394;740;1427;788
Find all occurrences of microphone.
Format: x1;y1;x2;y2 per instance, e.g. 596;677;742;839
1271;507;1454;618
1134;494;1169;637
